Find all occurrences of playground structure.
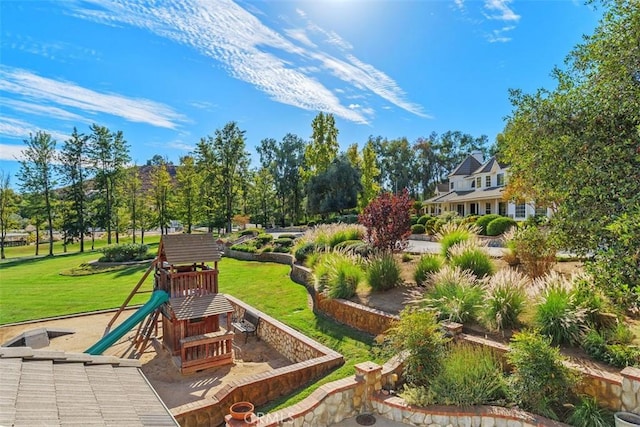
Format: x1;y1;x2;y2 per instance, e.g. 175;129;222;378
86;233;236;374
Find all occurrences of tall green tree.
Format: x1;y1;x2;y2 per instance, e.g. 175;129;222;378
307;155;362;217
176;155;202;234
86;124;130;244
249;167;276;227
258;134;305;226
123;166;142;243
17;131;57;257
0;171;19;259
500;0;640;298
57;127;91;252
373;137;416;195
149;162;174;235
304;112;339;182
359;141;381;210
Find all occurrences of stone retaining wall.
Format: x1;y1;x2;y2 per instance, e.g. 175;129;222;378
226;295;327;363
315;292;399;337
249;360;568;427
174;295;343;427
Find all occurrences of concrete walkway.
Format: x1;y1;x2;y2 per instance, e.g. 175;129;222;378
406;239;505;257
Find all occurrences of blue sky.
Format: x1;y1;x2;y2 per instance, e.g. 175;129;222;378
1;0;601;181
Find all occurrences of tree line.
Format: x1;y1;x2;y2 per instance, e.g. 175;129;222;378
0;113;490;258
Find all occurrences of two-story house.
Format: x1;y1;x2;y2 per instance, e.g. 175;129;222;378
424;151;549;220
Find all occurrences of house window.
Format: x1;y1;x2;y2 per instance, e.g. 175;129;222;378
476;177;482;188
498;202;507;216
485;203;491;214
470;203;477;215
450;182;454;190
471;180;475;188
515;203;526;218
535;206;547;216
497;173;505;187
485;176;491;187
457;204;465;216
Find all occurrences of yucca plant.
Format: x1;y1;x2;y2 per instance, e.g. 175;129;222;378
435;222;481;258
484;269;529;331
534;272;588;345
421;266;484;323
366;251;402;291
413;254;444;286
448;240;495;278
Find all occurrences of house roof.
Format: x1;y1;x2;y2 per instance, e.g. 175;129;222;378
160;234;222;265
0;347;178;427
170;293;234;321
436;183;450;194
449;155;483;177
449;187;505;202
425;190;474;204
474;156;507;174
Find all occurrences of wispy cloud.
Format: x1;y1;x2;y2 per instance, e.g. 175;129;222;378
487;25;516;43
1;33;101;62
0;66;186;129
1;98;89;123
0;144;27;162
0;117;70;150
484;0;520;22
70;0;425;124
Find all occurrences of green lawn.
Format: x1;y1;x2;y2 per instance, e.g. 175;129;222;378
0;251;380;411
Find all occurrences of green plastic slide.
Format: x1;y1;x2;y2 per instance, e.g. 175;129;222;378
85;290;169;355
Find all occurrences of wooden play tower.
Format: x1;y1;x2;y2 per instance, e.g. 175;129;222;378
106;234;235;374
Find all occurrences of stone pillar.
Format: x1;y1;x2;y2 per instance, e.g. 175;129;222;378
354;362;382;414
620;367;640;413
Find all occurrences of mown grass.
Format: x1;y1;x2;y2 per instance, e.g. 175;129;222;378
0;249;380;412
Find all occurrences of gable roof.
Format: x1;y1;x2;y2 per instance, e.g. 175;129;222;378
0;347;178;426
449;155;483;177
159;234;222;265
475;156;508;174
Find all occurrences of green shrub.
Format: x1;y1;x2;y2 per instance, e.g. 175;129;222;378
410;215;419;225
484;269;529;331
277;234;297;239
399;386;434;406
294;242;316;263
486;217;516;236
509;226;556;278
272;246;291;253
255;234;274;245
534;273;587;345
429;344;507;406
230;243;258;253
567;396;614;427
239;228;259;236
507;330;579;420
307;220;316;227
425;217;439;234
261;247;273;253
411;224;426;234
422;266;484;323
99;243;150;262
385;308;449;386
413;254;444;286
476;214;502;235
448;241;495;278
313;252;363;299
366;252;402;291
571;272;612;326
436;222;481;258
274;237;294;247
401;253;413;262
417;215;432;225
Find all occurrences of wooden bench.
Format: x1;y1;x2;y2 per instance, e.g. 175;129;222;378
231;310;259;343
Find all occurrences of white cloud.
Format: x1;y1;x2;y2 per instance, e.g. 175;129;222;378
487;25;516;43
1;98;89;123
348;103;361;109
0;143;27;161
0;116;69;144
453;0;465;11
484;0;520;22
0;66;186;129
70;0;426;124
